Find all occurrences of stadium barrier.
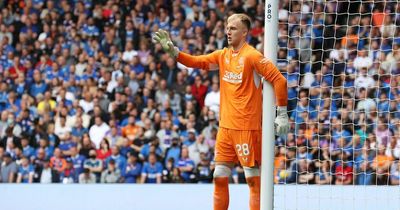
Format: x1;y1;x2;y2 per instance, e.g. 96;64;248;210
1;184;398;210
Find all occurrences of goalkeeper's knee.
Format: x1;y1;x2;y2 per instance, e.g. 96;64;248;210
243;167;260;178
213;165;232;178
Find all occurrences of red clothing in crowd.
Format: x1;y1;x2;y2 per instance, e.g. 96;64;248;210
96;149;112;160
8;65;27;79
191;83;208;109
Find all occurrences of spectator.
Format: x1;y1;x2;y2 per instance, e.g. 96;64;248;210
390;160;400;185
170;167;184;183
183;128;197;147
50;148;67;174
155;79;169;105
191;75;207;109
140;136;163;161
69;107;91;129
37;92;56;115
120;138;134;157
141;153;162;184
79;168;97;184
105;145;127;176
334;160;353;185
0;152;18;183
70;146;86;182
84;149;103;182
129;121;144;140
314;160;332;185
4;113;22;138
21;136;35;159
71;117;88;140
164;138;181;166
96;139;112;160
60;158;77;184
354;68;375;89
32;148;47;171
354;50;373;70
188;134;209;166
46;123;60;149
34;158;60;184
161;157;176;183
16;156;34;183
79;92;94;114
297;159;314;184
105;125;125;147
356;88;376;113
101;159;121;183
372;145;393;185
199;110;217;136
0;111;9;138
176;146;195;183
171;71;188;96
29;70;48;98
284;148;298;184
89;116;110;149
156;119;179;151
205;127;217;150
122;42;138;63
79;134;95;158
121;115;140;141
196;152;213;183
123;152;142;183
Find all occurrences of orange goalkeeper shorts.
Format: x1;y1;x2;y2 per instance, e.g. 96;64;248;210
215;127;261;167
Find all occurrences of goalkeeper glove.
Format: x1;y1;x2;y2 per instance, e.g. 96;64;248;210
275;106;289;136
152;29;179;58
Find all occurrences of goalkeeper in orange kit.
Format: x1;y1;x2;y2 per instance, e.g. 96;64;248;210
153;13;289;210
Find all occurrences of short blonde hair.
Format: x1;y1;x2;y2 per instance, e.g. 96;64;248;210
227;13;252;30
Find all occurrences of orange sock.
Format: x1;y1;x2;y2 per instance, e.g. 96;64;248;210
246;176;260;210
213;177;229;210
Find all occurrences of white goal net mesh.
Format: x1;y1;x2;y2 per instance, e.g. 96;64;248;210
273;1;400;209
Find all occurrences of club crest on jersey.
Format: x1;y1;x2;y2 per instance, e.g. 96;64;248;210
225;56;229;64
238;57;244;65
222;71;243;84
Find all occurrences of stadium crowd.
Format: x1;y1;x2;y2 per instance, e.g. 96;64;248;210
0;0;399;185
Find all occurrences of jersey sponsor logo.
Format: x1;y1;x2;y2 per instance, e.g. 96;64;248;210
222;71;243;84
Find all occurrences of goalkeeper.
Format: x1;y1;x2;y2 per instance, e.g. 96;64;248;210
153;13;289;210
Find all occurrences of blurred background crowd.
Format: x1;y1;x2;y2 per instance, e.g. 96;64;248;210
0;0;399;185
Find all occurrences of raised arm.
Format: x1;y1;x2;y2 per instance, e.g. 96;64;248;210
153;29;220;70
176;50;221;70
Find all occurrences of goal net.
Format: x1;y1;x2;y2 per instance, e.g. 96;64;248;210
273;1;400;209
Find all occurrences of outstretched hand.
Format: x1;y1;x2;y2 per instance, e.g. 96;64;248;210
152;29;179;58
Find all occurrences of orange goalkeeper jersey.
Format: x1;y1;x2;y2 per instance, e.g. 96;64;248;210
177;43;287;130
